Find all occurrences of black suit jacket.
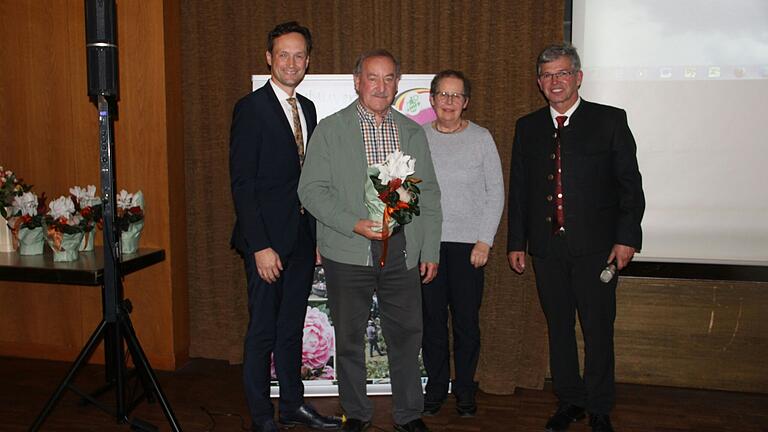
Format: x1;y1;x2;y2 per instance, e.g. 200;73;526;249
507;99;645;258
229;82;317;259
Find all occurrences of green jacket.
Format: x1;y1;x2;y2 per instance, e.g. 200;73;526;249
298;101;442;268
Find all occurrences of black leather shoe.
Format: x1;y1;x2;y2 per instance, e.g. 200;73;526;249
252;419;279;432
422;399;444;416
545;404;586;431
394;418;430;432
589;414;615;432
279;404;342;430
342;418;371;431
455;392;477;418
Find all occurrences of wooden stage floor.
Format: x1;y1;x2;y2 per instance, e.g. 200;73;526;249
2;356;766;431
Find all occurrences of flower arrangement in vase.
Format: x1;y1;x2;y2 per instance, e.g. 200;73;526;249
0;165;33;252
7;191;47;255
70;185;103;252
116;189;144;254
44;195;87;262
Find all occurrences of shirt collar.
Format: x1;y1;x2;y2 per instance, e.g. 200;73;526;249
269;79;295;101
356;101;393;124
549;97;581;127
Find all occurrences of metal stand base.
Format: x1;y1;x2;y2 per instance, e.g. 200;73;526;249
29;302;181;431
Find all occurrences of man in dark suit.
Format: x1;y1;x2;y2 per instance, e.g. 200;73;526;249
507;43;645;432
229;21;341;432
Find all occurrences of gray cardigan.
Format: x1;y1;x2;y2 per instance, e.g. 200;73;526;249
298;101;442;268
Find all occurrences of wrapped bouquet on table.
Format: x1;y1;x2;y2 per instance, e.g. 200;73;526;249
116;189;144;254
6;191;46;255
0;166;32;252
44;195;87;262
69;185;103;252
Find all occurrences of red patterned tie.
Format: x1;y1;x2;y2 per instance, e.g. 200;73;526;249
553;115;568;232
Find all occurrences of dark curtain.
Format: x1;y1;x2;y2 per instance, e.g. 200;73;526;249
181;0;563;394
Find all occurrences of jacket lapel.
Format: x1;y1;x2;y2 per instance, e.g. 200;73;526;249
263;82;298;144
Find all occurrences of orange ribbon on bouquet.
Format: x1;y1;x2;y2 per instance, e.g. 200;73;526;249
10;217;24;249
47;221;65;251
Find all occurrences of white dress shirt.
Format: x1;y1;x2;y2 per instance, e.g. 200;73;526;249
269;79;308;152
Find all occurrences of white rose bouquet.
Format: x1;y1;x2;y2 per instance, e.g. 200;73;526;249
364;151;421;267
365;150;421;230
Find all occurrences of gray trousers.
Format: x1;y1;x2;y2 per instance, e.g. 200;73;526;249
322;230;424;424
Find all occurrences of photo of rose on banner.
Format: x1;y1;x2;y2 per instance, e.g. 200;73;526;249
252;74;435;397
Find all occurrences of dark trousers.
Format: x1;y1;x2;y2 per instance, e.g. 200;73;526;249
421;242;484;402
242;215;315;424
532;235;617;415
368;339;383;356
322;230;424;425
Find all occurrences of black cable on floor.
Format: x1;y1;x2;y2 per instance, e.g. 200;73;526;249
199;405;250;431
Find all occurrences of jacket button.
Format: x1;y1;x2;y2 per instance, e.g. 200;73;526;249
550;153;556;160
545;216;552;223
547;174;554;181
546;195;553;202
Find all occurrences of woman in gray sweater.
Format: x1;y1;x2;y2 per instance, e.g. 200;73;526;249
421;70;504;418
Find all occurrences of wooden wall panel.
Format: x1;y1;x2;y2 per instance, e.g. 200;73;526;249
614;278;768;392
0;0;187;371
571;277;768;392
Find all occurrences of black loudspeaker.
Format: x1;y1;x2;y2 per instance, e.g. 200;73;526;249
85;0;118;97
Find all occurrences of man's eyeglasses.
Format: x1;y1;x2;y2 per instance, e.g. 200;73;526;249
539;70;576;81
434;91;466;102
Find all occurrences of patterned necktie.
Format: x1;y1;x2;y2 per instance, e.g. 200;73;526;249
553;115;568;231
286;97;304;166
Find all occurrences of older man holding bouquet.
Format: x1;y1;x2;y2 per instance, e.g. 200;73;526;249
298;49;441;432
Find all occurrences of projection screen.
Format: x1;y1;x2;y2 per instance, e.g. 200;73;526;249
572;0;768;265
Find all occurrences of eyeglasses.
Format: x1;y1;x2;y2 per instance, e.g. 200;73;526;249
434;91;466;102
538;70;576;81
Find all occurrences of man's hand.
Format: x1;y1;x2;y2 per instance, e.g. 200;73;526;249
470;241;491;268
254;248;283;283
507;251;526;274
353;219;385;240
420;262;438;284
315;246;322;265
608;244;635;270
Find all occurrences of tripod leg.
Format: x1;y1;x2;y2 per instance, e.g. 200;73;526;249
120;315;183;432
113;314;127;423
29;320;107;432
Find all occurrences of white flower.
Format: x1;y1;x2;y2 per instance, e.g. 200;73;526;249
117;190;134;210
396;186;412;203
13;191;38;217
117;189;144;211
67;214;83;226
70;184;101;207
132;190;144;210
374;151;416;184
48;196;76;220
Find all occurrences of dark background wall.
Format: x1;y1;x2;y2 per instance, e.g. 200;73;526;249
180;0;563;394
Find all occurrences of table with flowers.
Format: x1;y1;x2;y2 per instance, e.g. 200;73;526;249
0;247;164;285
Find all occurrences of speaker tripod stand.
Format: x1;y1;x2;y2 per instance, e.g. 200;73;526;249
29;96;181;432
